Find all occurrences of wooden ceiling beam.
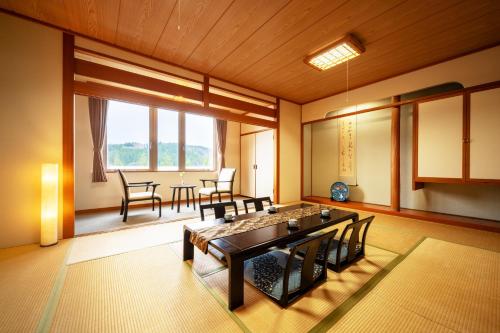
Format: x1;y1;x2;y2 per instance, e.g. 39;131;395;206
74;81;278;129
75;59;203;101
208;93;276;118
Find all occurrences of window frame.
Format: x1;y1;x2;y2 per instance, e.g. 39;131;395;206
104;101;217;172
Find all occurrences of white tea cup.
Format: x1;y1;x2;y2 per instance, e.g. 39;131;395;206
224;214;233;220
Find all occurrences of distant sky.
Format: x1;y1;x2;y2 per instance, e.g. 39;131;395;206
107;100;213;148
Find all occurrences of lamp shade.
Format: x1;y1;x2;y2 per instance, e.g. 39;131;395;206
41;163;58;246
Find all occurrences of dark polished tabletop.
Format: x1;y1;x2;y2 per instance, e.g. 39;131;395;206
185;203;359;258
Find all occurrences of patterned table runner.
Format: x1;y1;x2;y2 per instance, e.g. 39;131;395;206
189;205;322;253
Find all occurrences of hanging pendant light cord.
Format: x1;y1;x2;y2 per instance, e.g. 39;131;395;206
346;58;349;104
177;0;181;30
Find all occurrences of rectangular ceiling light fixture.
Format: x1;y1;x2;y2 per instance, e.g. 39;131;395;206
305;34;364;71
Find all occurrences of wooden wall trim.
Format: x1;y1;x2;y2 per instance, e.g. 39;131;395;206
209;93;276;118
300;124;304;199
210;84;276;105
390;95;401;210
467;178;500;184
74;81;278;128
75;46;204;84
240;128;271;137
303;196;500;233
414;177;465;184
62;33;75;239
75;59;203;101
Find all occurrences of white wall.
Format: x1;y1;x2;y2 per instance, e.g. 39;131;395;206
310;120;338;198
279;100;302;203
302;46;500;220
309;109;391;206
0;13;62;248
75;95;240;210
351;109;391;205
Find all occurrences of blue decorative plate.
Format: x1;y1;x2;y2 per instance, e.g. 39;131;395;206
331;182;349;202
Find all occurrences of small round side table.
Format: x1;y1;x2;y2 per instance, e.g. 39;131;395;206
170;184;197;213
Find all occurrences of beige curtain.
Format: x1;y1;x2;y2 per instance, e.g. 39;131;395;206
89;97;108;182
216;119;227;171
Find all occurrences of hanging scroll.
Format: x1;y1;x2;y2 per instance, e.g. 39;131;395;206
339;116;357;185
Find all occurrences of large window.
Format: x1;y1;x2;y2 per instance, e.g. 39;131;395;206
157;109;179;170
185;114;215;170
105;100;215;171
107;101;150;170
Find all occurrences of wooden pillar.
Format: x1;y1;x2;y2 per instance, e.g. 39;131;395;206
274;98;280;204
203;75;209;109
390;95;401;211
62;33;75;238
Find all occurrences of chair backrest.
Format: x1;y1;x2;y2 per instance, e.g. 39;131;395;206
243;197;273;214
117;170;130;198
338;216;374;263
217;168;236;191
283;229;338;303
199;201;239;221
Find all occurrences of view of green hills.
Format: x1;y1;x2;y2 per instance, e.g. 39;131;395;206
107;142;211;168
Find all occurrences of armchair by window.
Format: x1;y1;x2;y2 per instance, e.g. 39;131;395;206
118;170;161;222
199;168;236;205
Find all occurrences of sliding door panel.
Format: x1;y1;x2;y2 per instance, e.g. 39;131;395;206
255;130;274;200
470;88;500;180
240;134;256;197
417;96;463;179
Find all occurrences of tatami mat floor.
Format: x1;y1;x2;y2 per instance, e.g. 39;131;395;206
328;238;500;333
0;201;498;332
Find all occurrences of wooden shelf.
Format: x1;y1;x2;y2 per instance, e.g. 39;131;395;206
303;196;500;233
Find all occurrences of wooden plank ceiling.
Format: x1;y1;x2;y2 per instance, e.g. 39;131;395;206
1;0;499;104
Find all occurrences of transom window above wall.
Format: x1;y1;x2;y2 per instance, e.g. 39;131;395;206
106;100;215;172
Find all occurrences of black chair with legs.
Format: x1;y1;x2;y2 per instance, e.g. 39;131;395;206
118;170;161;222
243;229;338;307
243;196;273;214
309;216;374;272
199;201;239;221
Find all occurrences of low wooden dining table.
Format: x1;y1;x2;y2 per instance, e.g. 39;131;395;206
183;203;359;310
